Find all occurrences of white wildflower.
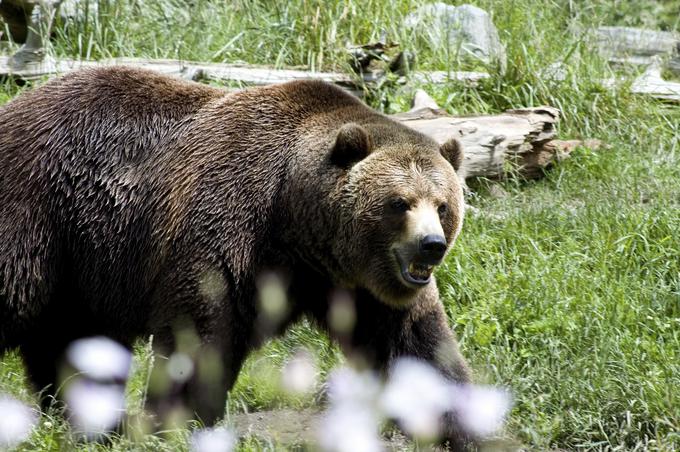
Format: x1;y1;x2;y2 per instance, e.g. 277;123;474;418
0;395;37;448
66;336;132;381
326;367;381;406
382;358;511;439
65;380;125;436
450;384;511;437
318;367;382;452
380;358;453;440
319;404;381;452
190;426;236;452
281;349;317;395
167;352;195;383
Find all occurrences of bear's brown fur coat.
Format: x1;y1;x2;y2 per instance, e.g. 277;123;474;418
0;67;473;448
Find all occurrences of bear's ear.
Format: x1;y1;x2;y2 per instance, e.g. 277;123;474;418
440;138;464;172
330;123;372;167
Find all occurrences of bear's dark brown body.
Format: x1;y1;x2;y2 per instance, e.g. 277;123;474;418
0;67;473;448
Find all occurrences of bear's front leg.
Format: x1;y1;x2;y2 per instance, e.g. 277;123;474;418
346;284;477;451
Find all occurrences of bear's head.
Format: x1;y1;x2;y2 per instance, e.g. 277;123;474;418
327;122;465;307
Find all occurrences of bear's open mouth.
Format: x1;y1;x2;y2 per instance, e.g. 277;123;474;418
395;252;434;287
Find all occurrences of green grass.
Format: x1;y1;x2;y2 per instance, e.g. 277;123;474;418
1;0;679;450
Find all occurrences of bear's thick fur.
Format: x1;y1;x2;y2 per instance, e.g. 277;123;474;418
0;67;472;447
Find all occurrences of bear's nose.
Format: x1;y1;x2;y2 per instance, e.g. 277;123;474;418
418;234;447;263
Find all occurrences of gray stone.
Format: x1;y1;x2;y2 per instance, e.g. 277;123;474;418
60;0;99;20
405;2;506;69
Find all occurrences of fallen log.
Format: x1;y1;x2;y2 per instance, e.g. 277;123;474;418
519;139;602;178
602;57;680;103
0;55;488;91
630;59;680;103
5;49;677;107
594;26;680;74
392;90;574;180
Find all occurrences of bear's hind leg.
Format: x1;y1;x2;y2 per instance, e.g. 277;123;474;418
19;300;96;412
20;332;68;411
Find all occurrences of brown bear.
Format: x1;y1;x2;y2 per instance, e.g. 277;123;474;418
0;66;472;448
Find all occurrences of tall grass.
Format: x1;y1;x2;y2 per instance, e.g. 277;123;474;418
1;0;679;450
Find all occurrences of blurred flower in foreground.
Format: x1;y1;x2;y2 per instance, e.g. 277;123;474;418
66;336;132;381
190;426;236;452
65;380;126;437
167;352;195;384
257;273;288;325
382;358;511;440
318;367;382;452
0;395;37;448
326;366;381;407
380;358;453;440
318;359;511;450
281;349;317;395
450;384;511;437
319;403;382;452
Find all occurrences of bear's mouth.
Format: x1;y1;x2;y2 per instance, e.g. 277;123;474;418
395;252;434;287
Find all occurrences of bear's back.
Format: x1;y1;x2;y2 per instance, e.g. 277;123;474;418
0;66;226;249
0;66;225;182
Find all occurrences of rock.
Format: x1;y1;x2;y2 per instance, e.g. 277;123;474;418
60;0;99;21
411;88;441;111
487;182;509;200
404;3;506;69
541;62;568;82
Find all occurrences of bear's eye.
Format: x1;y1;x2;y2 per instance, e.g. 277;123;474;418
389;198;410;213
438;203;448;216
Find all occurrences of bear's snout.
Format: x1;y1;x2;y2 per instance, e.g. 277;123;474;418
418;234;447;264
393;233;448;288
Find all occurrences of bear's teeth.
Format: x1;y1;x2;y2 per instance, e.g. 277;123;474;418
408;263;434;280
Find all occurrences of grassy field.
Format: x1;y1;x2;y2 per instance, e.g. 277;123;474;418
1;0;679;450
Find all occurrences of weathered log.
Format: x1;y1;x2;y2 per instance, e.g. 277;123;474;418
4;25;679;104
0;55;488;91
630;59;680;103
519;139;602;178
392;90;570;180
594;26;680;74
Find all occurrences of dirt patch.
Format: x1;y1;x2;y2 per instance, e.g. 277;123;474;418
230;409;525;451
230;408;412;450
